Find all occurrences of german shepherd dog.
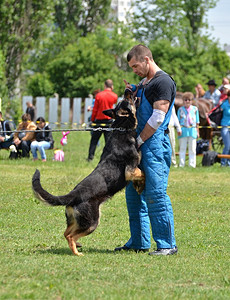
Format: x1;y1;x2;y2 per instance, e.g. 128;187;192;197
32;91;145;256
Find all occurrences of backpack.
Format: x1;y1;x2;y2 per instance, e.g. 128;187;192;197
202;151;220;166
196;139;209;155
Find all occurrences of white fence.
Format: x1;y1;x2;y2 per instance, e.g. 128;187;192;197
22;96;93;128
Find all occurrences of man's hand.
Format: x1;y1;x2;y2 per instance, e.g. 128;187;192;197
0;136;5;142
123;79;133;89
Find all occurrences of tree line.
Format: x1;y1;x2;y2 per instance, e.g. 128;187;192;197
0;0;230;116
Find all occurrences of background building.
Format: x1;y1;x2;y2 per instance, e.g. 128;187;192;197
111;0;133;24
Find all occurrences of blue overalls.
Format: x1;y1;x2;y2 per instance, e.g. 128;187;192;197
125;84;176;250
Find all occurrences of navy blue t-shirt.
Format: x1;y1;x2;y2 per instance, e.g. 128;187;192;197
141;71;176;106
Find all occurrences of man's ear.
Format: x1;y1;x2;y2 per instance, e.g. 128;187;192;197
103;109;115;118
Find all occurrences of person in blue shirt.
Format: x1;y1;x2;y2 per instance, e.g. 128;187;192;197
114;44;177;256
220;90;230;166
203;79;221;106
177;92;200;168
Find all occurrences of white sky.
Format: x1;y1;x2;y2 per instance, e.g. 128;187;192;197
206;0;230;47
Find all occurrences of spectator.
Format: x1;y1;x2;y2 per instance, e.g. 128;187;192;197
31;117;54;162
87;89;101;123
169;106;182;167
203;79;221;106
13;113;36;157
195;83;205;98
87;79;118;161
114;44;178;256
219;84;230;102
220;90;230;167
26;101;35;122
177;92;200;168
0;111;14;150
218;77;229;94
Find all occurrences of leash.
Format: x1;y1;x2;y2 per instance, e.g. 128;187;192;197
0;127;133;134
1;125;230;135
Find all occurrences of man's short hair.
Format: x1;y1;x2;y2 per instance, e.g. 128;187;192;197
127;44;153;62
105;79;113;88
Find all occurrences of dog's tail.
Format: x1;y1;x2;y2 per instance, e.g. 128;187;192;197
32;169;74;206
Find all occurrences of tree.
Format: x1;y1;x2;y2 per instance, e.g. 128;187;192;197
0;0;54;97
148;39;230;93
54;0;112;36
46;31;137;98
131;0;218;51
0;50;8;100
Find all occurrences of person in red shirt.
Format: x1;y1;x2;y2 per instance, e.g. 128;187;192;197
87;79;118;161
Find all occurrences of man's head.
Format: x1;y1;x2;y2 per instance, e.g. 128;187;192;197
222;77;229;85
104;79;114;90
22;113;31;123
127;44;153;62
26;101;32;107
206;79;217;93
127;44;154;78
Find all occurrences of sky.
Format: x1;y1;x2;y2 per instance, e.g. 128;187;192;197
206;0;230;47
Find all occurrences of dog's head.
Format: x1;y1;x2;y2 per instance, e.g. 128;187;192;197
103;89;137;129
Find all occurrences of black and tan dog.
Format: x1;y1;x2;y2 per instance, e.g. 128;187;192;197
32;91;145;256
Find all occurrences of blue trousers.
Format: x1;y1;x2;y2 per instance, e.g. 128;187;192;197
125;132;176;250
221;126;230;166
31;141;51;160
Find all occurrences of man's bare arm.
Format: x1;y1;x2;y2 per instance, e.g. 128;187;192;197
138;100;170;143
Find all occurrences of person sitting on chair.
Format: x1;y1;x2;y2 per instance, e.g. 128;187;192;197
31;117;54;162
0;111;14;150
13;113;36;157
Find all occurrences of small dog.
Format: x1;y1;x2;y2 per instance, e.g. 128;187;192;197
32;91;145;256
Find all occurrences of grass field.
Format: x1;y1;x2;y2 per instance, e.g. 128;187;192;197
0;131;229;300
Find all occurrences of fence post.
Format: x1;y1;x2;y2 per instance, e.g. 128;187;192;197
72;98;82;127
84;97;93;125
49;97;58;128
61;97;70;128
35;96;46;120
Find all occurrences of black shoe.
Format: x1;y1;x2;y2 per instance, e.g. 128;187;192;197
149;246;178;256
114;245;149;253
86;157;93;162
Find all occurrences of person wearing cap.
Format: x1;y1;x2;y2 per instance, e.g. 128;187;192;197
203;79;221;106
219;84;230;103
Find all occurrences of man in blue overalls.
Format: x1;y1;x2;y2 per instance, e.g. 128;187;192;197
115;44;177;255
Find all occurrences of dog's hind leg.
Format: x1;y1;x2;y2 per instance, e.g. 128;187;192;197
64;225;84;256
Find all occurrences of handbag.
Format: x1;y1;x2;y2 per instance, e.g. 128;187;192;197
207;104;223;126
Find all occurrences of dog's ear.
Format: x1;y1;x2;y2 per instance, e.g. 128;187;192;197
124;88;133;98
103;109;115;119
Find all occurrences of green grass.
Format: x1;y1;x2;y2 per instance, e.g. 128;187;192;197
0;132;229;300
